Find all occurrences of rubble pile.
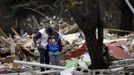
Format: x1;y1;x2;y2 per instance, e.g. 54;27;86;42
104;32;134;59
0;20;134;74
59;26;134;70
0;28;38;73
59;28;134;75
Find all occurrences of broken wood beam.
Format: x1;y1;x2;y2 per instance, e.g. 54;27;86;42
11;27;20;36
0;36;11;46
15;44;37;60
14;60;66;70
0;27;8;38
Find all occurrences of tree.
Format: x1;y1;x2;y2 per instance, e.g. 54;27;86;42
68;0;107;69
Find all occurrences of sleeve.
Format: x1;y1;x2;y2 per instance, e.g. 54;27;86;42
46;38;50;51
54;31;62;52
33;32;42;45
58;38;62;52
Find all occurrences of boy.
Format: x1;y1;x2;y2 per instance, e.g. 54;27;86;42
47;27;62;65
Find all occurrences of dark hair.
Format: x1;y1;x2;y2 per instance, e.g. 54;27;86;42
46;27;53;35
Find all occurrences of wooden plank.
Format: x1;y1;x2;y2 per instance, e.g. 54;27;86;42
0;27;8;38
0;36;11;46
11;27;20;36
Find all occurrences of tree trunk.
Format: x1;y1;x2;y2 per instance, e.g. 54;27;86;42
70;0;107;69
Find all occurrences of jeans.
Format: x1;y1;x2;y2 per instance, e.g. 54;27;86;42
38;47;50;71
49;51;60;66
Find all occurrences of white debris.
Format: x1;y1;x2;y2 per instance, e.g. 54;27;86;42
60;67;75;75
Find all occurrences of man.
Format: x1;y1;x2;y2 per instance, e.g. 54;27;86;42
33;27;50;72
